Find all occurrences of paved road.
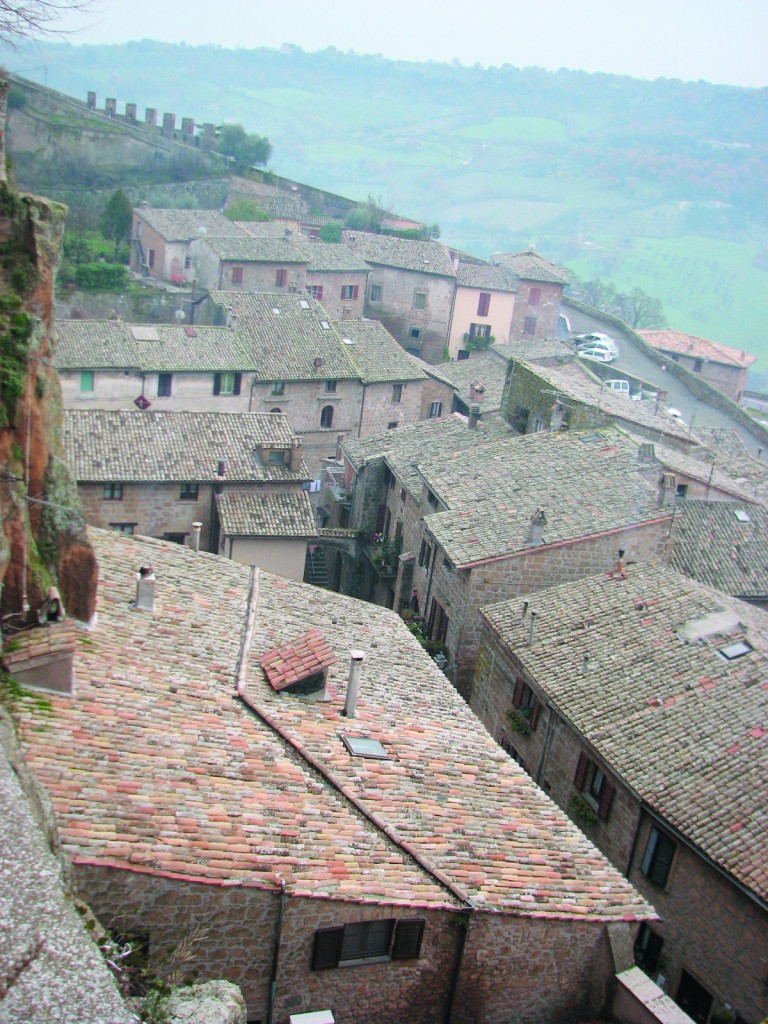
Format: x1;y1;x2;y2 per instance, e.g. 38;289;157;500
567;308;766;460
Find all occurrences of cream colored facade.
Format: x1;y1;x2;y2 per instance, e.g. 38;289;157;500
447;285;516;360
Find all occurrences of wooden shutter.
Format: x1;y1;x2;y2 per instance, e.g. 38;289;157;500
574;751;589;789
233;373;242;396
598;779;615;820
529;700;541;731
213;373;221;396
352;285;359;299
311;927;343;970
391;919;425;960
512;678;524;707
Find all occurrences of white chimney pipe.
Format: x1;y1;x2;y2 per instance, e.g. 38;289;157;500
190;522;203;552
528;610;537;648
342;650;366;718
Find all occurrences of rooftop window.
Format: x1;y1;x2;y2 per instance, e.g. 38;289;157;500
340;734;388;759
718;640;753;661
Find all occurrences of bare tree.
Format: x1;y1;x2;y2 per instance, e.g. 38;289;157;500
0;1;95;45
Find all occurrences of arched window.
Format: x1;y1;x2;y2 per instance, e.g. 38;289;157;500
320;405;334;429
270;407;282;414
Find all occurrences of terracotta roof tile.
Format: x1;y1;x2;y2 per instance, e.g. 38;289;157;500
638;330;756;369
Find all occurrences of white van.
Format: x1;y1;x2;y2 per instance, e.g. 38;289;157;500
604;379;630;396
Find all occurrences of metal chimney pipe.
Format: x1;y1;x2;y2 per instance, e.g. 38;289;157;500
190;522;203;552
135;565;156;612
342;650;366;718
528;610;537;648
521;600;529;621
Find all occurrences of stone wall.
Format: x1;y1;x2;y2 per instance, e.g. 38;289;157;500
362;266;454;364
510;281;563;342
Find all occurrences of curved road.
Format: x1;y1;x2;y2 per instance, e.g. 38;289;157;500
568;308;766;460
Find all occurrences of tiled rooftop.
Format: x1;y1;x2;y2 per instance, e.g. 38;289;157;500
13;528;653;919
64;410;308;483
133;208;248;241
334;319;427;384
638;329;757;369
419;428;669;566
343;231;456;278
224;191;307;221
217;490;317;538
260;629;337;691
515;359;695;444
493;251;568;285
631;436;757;502
202;237;310;263
480;562;768;903
304;243;370;273
669;500;768;599
455;262;517;292
433;352;509;414
493;338;573;362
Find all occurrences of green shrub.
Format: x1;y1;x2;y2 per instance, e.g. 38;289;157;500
74;263;130;291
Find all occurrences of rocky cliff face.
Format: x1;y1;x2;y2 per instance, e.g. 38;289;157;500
0;77;97;627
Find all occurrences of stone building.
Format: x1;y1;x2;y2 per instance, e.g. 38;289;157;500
303;243;369;319
63;409;310;556
638;329;756;404
9;527;656;1024
343;231;457;363
330;421;675;693
492;251;568;341
470;563;768;1024
130;206;248;283
190;236;310;293
54;293;445;478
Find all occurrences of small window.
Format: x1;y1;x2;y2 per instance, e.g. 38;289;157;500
320;405;334;429
414;291;427;310
418;539;432;569
511;678;541;731
523;315;537;336
634;923;664;974
270;407;282;414
718;640;752;660
325;380;337;393
103;482;124;501
341;284;359;300
276;268;287;287
392;384;402;403
387;421;398;430
179;482;199;501
641;825;677;887
528;286;542;306
157;373;172;398
214;372;242;396
400;488;407;503
676;483;688;498
573;751;615;819
429;400;442;418
693;359;703;373
477;292;491;316
231;266;243;285
311;919;424;970
370;283;382;302
80;370;95;394
268;450;286;465
306;285;324;301
184;256;191;269
426;490;439;509
147;249;155;269
427;597;449;643
409;327;421;339
109;522;135;534
271;381;285;396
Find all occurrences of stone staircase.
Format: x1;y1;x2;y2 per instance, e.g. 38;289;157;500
304;546;329;589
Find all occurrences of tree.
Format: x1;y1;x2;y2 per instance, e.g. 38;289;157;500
0;1;94;44
223;198;270;222
217;123;272;172
618;287;666;329
100;189;132;260
318;221;343;243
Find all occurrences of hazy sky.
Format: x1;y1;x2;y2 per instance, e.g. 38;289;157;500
39;0;767;88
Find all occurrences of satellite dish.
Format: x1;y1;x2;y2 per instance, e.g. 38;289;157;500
174;309;185;324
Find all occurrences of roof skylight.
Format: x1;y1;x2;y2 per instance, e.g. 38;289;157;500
718;640;753;661
340;734;388;759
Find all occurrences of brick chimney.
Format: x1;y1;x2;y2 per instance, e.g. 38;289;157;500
289;437;304;472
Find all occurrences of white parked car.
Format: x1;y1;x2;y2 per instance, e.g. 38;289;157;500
575;332;620;357
578;343;615;363
666;407;686;425
604;379;630;395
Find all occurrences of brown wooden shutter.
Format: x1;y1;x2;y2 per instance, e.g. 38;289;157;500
391;919;425;960
598;780;615;820
233;373;242;396
311;927;343;970
512;678;524;707
352;285;359;299
529;700;541;731
574;752;589;789
213;373;221;396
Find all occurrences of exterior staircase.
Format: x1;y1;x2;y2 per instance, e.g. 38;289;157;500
304;546;329;589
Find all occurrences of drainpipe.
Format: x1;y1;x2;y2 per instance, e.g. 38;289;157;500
444;908;473;1024
266;877;286;1024
356;382;367;438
